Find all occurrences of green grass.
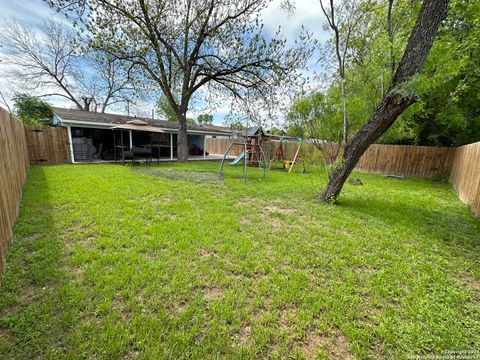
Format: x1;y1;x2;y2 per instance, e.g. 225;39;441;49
0;162;478;359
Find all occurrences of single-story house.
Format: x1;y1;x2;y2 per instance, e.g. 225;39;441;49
52;107;233;163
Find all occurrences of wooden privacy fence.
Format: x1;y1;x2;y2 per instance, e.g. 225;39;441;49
356;144;455;177
0;108;30;275
450;141;480;216
206;138;243;156
25;125;71;165
206;138;456;176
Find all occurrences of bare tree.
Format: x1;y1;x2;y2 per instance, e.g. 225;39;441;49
0;19;139;112
47;0;312;162
321;0;450;201
319;0;374;143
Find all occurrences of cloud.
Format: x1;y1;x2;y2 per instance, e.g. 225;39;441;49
0;0;55;27
261;0;329;45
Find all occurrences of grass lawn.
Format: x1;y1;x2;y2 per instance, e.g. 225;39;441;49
0;162;479;359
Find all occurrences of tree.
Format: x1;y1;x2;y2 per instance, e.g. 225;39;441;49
197;114;214;126
47;0;311;162
13;94;53;125
0;19;138;112
321;0;450;201
319;0;374;143
286;92;338;141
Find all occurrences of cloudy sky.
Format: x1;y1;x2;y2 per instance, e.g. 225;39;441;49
0;0;330;125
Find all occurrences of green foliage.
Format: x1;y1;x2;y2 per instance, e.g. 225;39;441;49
197;114;214;125
1;163;479;358
156;96;178;122
326;158;345;177
226;120;246;130
156;96;197;124
388;0;480;146
286;92;342;141
13;94;53;125
299;143;325;168
308;0;479;147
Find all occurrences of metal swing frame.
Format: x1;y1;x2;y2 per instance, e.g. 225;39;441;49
218;140;269;181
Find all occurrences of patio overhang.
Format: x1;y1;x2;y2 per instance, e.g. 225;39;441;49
114;124;168;133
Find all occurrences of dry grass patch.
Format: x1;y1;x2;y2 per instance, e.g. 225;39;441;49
202;286;224;301
199;248;219;258
0;328;12;343
455;275;480;292
263;205;296;215
299;327;354;360
171;300;187;313
235;323;252;347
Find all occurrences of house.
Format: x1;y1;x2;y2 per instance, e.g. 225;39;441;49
52;107;233;163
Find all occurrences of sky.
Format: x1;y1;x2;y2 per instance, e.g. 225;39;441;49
0;0;330;126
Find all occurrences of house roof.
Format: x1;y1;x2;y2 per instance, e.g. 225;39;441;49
52;107;233;135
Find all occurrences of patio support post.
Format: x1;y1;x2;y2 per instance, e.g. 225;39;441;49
170;133;174;160
129;130;133;150
203;135;206;159
67;125;75;163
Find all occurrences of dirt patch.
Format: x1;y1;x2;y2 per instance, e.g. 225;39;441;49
19;282;41;302
73;266;84;278
25;233;43;241
113;299;132;322
199;249;219;258
264;206;296;215
171;300;187;313
299;327;353;360
202;286;224;301
462;276;480;291
152;196;174;205
234;197;259;207
353;265;376;275
456;275;480;292
0;328;12;342
240;217;253;226
133;168;220;184
269;217;284;230
236;323;252;346
278;306;299;331
142;250;163;261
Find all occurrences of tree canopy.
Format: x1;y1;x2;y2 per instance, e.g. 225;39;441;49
47;0;312;161
290;0;479;148
0;19;140;112
13;94;53;125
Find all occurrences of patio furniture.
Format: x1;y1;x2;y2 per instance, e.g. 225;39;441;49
123;146;153;165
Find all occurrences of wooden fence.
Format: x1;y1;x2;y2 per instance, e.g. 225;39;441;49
356;144;456;177
450;141;480;216
25;125;71;165
206;139;455;177
0;108;30;275
206;138;243;157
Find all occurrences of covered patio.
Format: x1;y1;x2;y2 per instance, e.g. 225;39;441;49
52;107;233;163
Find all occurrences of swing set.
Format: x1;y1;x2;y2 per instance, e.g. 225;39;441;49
218;126;269;180
218;126;304;180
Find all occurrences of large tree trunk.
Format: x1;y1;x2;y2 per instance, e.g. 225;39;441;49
321;0;450;202
176;114;189;162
